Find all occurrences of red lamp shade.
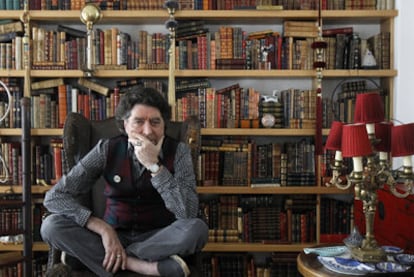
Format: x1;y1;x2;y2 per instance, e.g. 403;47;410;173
375;122;393;152
325;121;343;150
391;123;414;157
341;124;372;157
353;92;385;124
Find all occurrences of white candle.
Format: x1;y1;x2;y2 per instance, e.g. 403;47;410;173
335;151;343;161
379;152;388;161
366;123;375;136
403;155;413;167
353;157;363;172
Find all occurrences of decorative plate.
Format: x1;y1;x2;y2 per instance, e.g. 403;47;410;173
304;246;348;257
382;245;404;254
395;254;414;265
376;262;411;273
318;256;376;275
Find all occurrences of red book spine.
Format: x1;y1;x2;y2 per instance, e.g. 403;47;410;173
83;93;90;119
53;145;62;184
58;84;67;128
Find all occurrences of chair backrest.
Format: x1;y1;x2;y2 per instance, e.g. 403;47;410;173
62;112;200;217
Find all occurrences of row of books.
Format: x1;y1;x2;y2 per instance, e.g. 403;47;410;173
0;87;23;129
33;139;65;186
0;76;384;132
0;138;65;186
0;20;24;70
177;82;317;130
335;84;388;124
0;261;22;277
321;79;388;128
199;138;315;187
324;30;390;70
0;0;21;10
0;252;47;277
0;141;21;185
0;196;46;244
176;27;390;70
23;0;395;11
26;22;391;71
200;252;300;277
320;197;354;235
0;206;22;235
201;195;317;243
2;137;314;188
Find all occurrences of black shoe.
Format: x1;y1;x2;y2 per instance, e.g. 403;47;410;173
45;263;72;277
157;255;190;277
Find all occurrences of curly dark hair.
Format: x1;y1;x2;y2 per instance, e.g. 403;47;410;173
115;87;171;133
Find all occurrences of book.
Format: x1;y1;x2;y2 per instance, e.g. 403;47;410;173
58;84;67;128
57;25;86;38
283;21;318;38
323;27;353;37
247;29;274;40
77;78;110;97
31;78;64;90
256;5;283;10
0;21;23;35
0;31;19;42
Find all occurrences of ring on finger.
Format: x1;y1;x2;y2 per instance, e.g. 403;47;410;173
116;254;121;258
135;140;142;146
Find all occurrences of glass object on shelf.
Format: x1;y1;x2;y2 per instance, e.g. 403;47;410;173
261;113;276;128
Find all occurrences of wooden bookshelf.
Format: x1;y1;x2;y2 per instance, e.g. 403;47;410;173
0;4;397;275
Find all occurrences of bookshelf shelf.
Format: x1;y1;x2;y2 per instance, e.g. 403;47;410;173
203;242;315;252
0;185;50;194
0;128;62;136
0;9;396;23
197;186;352;195
202;128;315;136
0;241;311;253
0;70;26;77
0;252;24;267
0;242;49;252
27;69;397;78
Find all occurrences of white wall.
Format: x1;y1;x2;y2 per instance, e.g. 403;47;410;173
394;0;414;123
393;1;414;168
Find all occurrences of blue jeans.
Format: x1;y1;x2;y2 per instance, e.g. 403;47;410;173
41;214;209;276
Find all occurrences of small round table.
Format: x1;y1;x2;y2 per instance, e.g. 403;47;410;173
297;251;350;277
297;250;414;277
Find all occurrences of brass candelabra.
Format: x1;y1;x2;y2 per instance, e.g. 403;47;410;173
326;93;414;263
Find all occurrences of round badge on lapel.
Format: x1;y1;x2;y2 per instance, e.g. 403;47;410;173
113;175;121;183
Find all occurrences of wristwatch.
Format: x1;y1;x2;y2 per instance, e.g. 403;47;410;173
148;162;161;174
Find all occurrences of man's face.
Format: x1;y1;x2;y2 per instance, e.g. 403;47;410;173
123;104;165;145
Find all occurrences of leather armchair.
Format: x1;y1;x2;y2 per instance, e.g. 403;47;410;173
45;112;201;276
